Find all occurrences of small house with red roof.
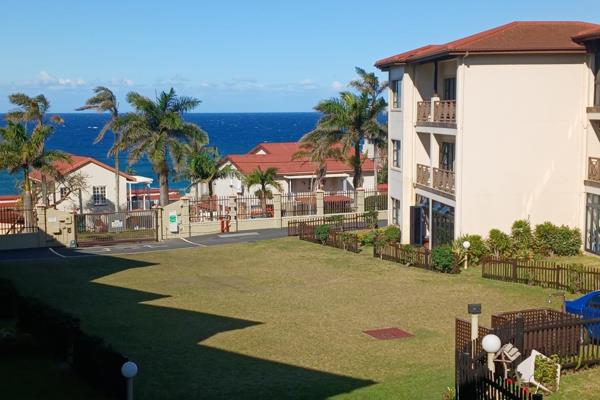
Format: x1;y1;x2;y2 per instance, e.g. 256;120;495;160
29;154;154;213
208;141;375;197
375;21;600;249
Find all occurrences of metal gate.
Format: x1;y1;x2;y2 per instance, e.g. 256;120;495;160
75;209;158;246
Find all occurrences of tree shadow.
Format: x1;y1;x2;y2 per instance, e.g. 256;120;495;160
0;256;375;399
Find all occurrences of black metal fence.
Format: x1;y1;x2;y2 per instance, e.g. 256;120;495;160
235;195;273;219
364;189;388;211
75;209;157;246
324;191;357;214
281;192;317;217
189;196;230;222
0;207;37;235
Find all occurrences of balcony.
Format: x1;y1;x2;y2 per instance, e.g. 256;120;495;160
416;98;456;128
587;106;600;121
415;164;455;196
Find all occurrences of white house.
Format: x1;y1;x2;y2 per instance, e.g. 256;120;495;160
30;154;152;213
375;21;600;250
205;141;376;197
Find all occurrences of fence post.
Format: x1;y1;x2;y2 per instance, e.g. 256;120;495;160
273;193;282;227
316;190;324;216
512;259;518;283
515;315;524;363
180;197;190;237
356;188;365;213
36;205;47;247
228;196;237;232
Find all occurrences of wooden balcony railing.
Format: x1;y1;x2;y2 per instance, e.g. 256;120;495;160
416;164;431;186
433;100;456;123
432;168;455;194
589;157;600;182
416;101;431;122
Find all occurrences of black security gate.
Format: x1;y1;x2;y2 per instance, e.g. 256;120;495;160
75;209;158;246
586;193;600;255
431;202;455;247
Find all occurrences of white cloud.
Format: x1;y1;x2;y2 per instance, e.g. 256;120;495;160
299;78;317;89
331;80;345;90
37;70;86;87
109;78;134;87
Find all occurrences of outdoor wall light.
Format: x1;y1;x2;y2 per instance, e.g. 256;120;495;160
463;240;471;270
481;334;501;373
121;361;138;400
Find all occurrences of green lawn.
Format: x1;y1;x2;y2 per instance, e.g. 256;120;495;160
1;238;599;399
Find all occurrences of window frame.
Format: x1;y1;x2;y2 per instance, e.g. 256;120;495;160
391;79;402;110
391;139;402;169
443;77;456;101
392;197;401;226
92;186;107;206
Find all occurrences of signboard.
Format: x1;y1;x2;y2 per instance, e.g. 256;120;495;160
111;219;124;229
169;211;178;233
48;217;57;223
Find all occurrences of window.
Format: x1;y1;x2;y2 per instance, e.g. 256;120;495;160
92;186;107;206
594;52;600;107
60;187;69;199
443;77;456;101
439;142;455;171
391;79;402;109
392;197;401;226
392;140;402;169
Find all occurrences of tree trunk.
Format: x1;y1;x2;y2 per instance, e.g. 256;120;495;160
373;146;378;189
22;170;34;231
194;183;199;200
208;179;214;196
260;185;267;217
114;148;121;212
41;175;49;207
159;171;169;207
353;141;363;188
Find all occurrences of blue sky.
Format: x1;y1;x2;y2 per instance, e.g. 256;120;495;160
0;0;598;112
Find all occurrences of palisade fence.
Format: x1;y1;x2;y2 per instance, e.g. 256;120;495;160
364;189;388;211
281;192;317;217
324;191;357;214
0;207;38;235
482;256;600;293
287;213;375;236
374;242;460;273
189;196;230;222
236;195;274;219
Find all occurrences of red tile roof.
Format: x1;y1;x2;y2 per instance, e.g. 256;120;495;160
573;26;600;42
0;195;20;207
130;188;181;201
376;21;600;69
222;141;374;176
30;154;136;182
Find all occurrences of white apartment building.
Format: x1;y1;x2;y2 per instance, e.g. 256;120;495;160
376;21;600;251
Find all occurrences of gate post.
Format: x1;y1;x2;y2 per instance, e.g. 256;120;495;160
228;196;237;232
356;188;365;213
36;205;47;247
156;207;164;241
273;193;282;228
316;190;324;216
180;197;190;237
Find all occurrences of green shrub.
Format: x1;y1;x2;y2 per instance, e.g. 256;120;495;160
363;211;378;229
360;230;380;246
486;229;512;257
315;224;330;244
534;222;582;256
454;234;487;265
383;225;401;243
534;354;560;392
511;219;534;260
432;245;456;273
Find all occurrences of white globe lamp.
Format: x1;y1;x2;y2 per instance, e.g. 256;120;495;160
463;240;471;269
481;334;501;373
121;361;138;400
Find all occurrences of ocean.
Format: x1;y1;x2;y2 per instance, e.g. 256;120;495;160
0;112;321;195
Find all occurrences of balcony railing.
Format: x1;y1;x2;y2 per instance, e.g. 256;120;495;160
432;168;455;194
416;101;431;122
589;157;600;182
416;164;431;186
416;98;456;125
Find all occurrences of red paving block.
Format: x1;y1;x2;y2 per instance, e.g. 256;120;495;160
363;327;414;340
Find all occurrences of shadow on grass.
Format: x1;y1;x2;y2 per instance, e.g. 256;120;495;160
0;255;375;400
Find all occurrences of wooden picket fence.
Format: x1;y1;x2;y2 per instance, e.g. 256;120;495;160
374;242;460;273
482;256;600;293
287;213;375;236
299;229;360;253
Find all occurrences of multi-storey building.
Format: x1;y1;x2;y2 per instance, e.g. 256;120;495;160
376;21;600;251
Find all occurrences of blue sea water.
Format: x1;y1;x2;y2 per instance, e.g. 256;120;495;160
0;113;320;195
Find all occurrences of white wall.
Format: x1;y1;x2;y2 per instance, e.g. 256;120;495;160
458;53;588;235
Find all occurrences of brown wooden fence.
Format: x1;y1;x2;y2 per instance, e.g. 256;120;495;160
299;229;360;253
374;242;460;273
287;213;375;236
482;256;600;293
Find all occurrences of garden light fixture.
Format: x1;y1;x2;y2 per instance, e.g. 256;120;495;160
482;334;501;373
121;361;138;400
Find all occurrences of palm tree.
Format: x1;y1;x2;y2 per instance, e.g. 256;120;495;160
0;121;68;225
350;67;388;186
5;93;63;206
76;87;122;211
244;167;283;217
113;88;208;206
185;147;241;199
292;134;343;191
308;90;386;188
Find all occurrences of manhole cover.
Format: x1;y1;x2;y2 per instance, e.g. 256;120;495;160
363;327;413;340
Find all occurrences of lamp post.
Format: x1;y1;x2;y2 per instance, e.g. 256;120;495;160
463;240;471;270
481;334;501;374
468;303;481;358
121;361;138;400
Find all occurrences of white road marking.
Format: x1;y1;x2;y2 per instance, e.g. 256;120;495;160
180;237;207;247
217;232;259;238
81;247;111;253
49;247;67;258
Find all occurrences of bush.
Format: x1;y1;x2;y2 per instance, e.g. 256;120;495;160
486;229;512;257
432;245;456;273
315;224;330;244
363;211;378;229
534;221;582;256
511;219;534;260
454;234;487;265
360;229;381;246
383;225;401;243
